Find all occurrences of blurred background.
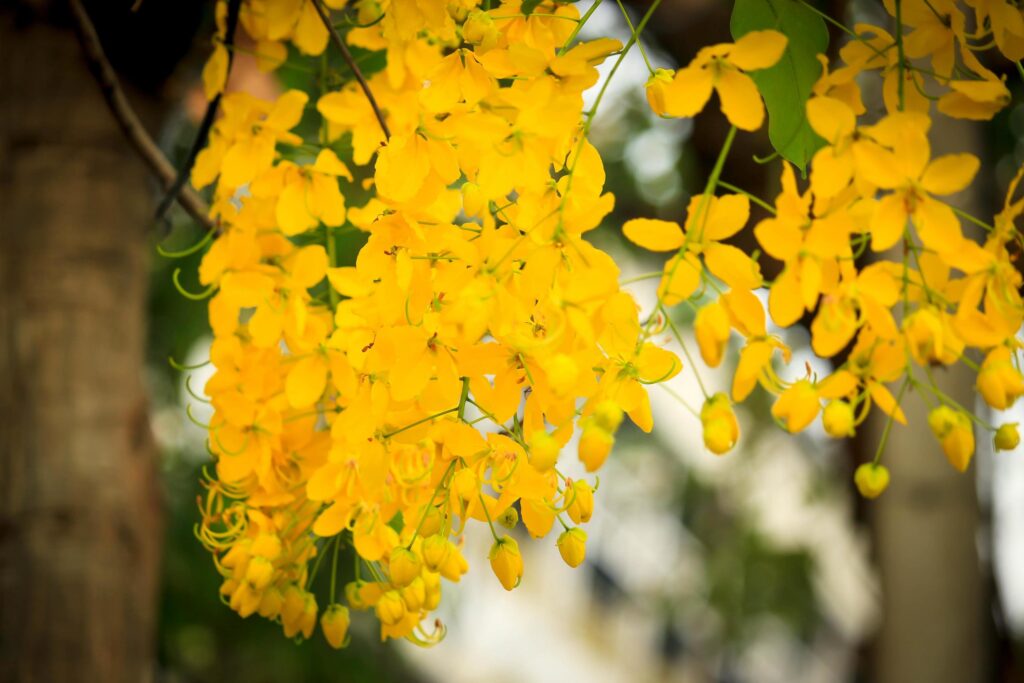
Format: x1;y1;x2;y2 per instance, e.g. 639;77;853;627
3;0;1024;681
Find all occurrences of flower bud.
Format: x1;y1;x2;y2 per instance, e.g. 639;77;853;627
258;586;284;619
557;528;587;568
251;533;282;560
401;576;426;612
995;423;1020;451
320;604;350;649
497;506;519;530
439;543;469;582
700;392;739;455
695;300;731;368
528;430;560;471
245;555;274;591
421;535;452;572
488;536;523;591
928;405;975;472
463;10;498;50
854;463;890;499
566;480;594;524
423;570;442;611
822;400;855;438
578;423;613;472
771;380;820;433
977;347;1024;410
388;546;421;587
645;68;676;117
376;590;406;626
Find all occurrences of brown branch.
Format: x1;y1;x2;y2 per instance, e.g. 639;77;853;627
68;0;215;232
310;0;391;140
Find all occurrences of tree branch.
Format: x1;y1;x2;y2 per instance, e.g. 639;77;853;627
311;0;391;140
68;0;215;232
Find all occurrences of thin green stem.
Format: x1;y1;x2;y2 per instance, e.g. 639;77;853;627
328;534;341;603
895;0;906;111
718;180;776;215
615;0;654;75
382;407;459;439
558;0;605;56
872;378;909;465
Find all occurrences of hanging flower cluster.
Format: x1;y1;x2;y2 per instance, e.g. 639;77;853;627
639;0;1024;498
190;0;681;649
176;0;1024;652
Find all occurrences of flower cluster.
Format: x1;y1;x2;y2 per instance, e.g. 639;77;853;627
190;0;679;649
179;0;1024;651
639;1;1024;499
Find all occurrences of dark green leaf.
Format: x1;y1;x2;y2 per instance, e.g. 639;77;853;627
730;0;829;172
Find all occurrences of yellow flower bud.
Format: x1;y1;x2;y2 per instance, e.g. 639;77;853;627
928;405;975;472
462;10;498;50
771;380;820;433
528;430;560;471
695;300;731;368
578;423;613;472
566;480;594;525
244;555;274;591
258;586;284;619
251;533;282;560
388;547;421;587
283;590;317;639
593;400;624;432
645;68;676;117
700;392;739;455
423;570;442;611
320;604;350;649
854;463;890;499
977;347;1024;410
488;536;524;591
995;423;1020;451
421;535;452;572
230;582;261;618
557;528;587;568
400;576;426;612
497;506;519;530
822;400;855;438
376;590;406;626
439;543;469;582
902;308;948;366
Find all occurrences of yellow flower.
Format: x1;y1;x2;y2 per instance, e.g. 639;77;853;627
772;380;820;433
854;463;890;499
375;590;406;627
488;536;524;591
651;31;788;130
556;528;587;568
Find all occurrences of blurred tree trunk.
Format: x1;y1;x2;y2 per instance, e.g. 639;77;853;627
864;114;993;683
0;6;162;682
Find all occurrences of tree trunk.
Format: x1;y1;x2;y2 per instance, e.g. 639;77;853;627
0;7;162;682
866;114;992;683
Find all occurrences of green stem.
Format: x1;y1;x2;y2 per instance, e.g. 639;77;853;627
895;0;906;111
872;378;909;465
328;534;341;603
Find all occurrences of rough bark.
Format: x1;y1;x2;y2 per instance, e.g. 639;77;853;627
0;8;162;683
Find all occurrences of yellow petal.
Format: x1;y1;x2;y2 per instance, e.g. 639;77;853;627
622;218;685;252
869;193;908;252
291;245;328;289
704;243;763;290
715;70;765;131
806;96;856;143
277;181;318;236
286;356;329;408
662;66;714;118
729;30;788;71
202;43;229;101
919;154;980;196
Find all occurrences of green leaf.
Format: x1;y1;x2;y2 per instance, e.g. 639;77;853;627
730;0;829;172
